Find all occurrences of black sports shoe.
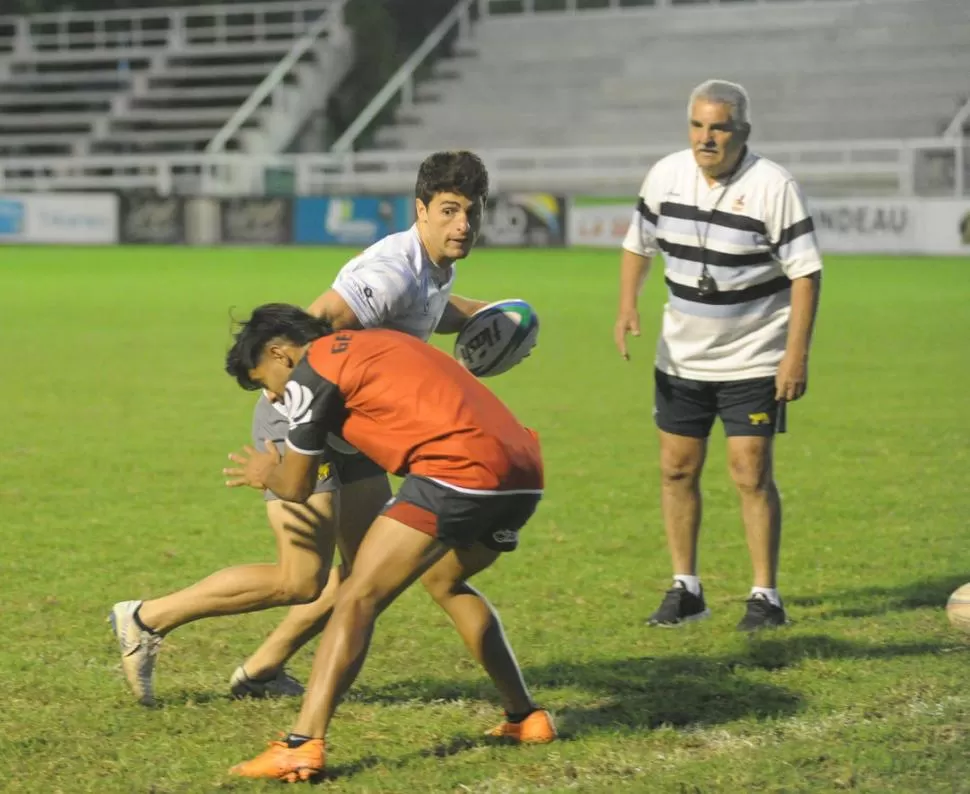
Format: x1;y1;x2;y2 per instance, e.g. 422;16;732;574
647;581;711;627
736;593;789;632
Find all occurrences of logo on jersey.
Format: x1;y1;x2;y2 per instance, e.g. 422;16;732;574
348;278;378;308
284;381;314;429
492;529;519;546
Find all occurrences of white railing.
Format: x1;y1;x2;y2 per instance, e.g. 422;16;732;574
0;2;334;56
1;138;966;198
206;0;351;154
943;96;970;139
329;0;477;154
480;0;859;13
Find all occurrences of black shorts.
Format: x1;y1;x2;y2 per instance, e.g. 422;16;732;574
382;476;541;553
654;368;785;439
328;445;385;486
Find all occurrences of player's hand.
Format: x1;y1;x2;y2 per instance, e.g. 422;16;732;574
614;308;641;360
224;440;281;489
776;353;808;402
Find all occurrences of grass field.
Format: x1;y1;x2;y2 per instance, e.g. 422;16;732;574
1;246;968;793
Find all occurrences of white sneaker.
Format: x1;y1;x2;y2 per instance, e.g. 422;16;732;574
108;600;163;706
229;665;305;699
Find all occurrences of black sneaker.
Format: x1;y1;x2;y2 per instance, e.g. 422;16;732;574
736;593;789;632
647;581;711;627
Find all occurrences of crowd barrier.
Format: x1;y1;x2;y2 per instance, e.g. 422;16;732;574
1;191;968;255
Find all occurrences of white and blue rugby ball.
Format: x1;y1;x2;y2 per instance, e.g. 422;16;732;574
454;299;539;378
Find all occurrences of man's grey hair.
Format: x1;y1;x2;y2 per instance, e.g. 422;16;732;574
688;80;751;129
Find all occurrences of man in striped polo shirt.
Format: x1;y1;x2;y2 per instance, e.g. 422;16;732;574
614;79;822;631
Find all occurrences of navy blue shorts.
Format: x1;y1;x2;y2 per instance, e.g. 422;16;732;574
654;369;786;439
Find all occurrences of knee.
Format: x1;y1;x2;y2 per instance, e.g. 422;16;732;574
420;569;471;606
660;455;702;488
274;567;327;605
729;457;773;495
332;577;382;620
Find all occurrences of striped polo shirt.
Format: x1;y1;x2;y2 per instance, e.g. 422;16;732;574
622;148;823;382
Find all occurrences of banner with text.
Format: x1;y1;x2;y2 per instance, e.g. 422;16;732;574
567;197;970;255
0;193;118;244
220;197;293;245
567;198;633;248
479;193;567;248
922;201;970;253
293;196;412;246
808;199;920;253
120;194;186;245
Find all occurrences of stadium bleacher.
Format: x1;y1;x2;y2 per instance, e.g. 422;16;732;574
376;0;970;151
0;0;965;199
0;1;351;158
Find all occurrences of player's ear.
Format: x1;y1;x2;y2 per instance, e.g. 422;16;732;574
415;197;429;222
281;345;304;369
267;343;292;368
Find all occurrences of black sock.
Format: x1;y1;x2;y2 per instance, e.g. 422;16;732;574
285;733;314;748
506;708;537;724
132;606;160;636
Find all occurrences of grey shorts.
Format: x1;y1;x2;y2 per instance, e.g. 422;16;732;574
252;394;385;501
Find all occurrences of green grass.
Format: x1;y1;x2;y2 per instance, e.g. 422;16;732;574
0;247;968;793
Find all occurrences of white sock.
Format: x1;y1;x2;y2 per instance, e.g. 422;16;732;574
750;586;782;607
674;575;701;597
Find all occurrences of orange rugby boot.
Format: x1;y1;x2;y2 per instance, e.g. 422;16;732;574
229;737;325;782
487;708;557;743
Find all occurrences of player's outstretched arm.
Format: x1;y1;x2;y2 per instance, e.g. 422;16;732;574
435;294;489;335
306;290;365;330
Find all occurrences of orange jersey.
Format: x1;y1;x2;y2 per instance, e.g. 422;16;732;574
283;329;543;492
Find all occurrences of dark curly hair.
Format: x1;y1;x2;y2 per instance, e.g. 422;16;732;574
225;303;332;391
415;150;490;207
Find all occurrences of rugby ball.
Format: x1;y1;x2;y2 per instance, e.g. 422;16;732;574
946;582;970;634
454;299;539;378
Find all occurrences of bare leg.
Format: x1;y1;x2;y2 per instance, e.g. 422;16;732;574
658;431;707;577
137;496;334;635
290;516;448;738
420;545;534;715
727;436;781;588
240;475;390;677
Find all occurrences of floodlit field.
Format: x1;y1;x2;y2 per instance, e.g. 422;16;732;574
1;246;968;793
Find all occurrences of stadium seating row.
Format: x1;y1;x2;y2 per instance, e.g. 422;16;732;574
0;1;349;157
375;0;970;149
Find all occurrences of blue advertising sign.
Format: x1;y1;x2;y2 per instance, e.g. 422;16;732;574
0;198;25;237
293;196;412;245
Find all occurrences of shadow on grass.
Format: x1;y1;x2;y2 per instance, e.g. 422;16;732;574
350;633;957;738
158;690;231;707
151;634;962;782
317;735;504;782
788;574;968;619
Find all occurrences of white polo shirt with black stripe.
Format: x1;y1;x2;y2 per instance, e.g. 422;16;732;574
622;148;823;382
